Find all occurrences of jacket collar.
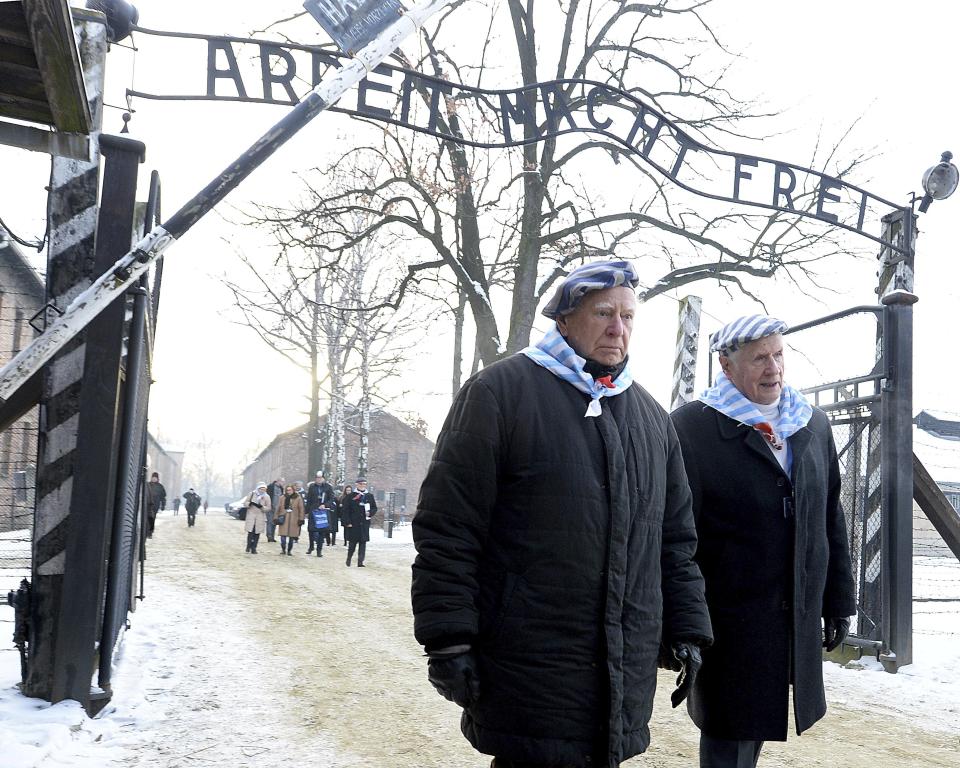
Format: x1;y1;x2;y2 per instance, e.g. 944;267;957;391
714;408;810;478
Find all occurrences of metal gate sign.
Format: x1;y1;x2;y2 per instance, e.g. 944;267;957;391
126;28;910;254
303;0;406;54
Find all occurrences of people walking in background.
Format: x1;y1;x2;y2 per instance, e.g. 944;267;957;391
183;488;202;527
325;494;340;547
265;477;284;543
335;485;347;545
275;483;305;555
294;480;306;506
203;498;209;515
671;315;855;768
172;496;180;516
244;482;271;554
145;472;166;538
343;479;376;567
306;503;331;557
338;484;354;555
306;472;335;554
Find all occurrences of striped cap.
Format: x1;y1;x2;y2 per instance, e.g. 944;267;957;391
709;314;787;353
541;259;640;319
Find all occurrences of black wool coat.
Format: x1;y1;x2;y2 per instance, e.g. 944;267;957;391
342;493;374;542
412;355;711;768
670;402;856;741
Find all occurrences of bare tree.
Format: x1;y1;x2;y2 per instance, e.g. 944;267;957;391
226;204;428;484
259;0;873;368
182;433;226;502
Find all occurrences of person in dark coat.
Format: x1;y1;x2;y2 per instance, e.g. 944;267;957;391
343;479;376;567
411;259;712;768
306;504;331;557
182;488;201;527
145;472;166;538
325;494;340;546
670;314;856;768
265;477;284;542
305;472;335;553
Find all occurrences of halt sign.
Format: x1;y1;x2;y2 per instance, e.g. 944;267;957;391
303;0;407;54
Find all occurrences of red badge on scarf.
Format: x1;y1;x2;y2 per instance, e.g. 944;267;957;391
755;422;783;450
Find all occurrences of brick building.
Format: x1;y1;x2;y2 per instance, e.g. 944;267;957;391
242;406;435;519
0;228;43;533
145;433;184;510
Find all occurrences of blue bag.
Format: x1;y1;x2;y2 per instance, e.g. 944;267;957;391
311;508;330;529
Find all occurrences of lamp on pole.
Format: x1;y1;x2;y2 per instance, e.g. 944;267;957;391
918;151;959;213
875;150;957;672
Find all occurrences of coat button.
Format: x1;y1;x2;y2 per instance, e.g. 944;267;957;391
781;600;790;611
776;477;785;487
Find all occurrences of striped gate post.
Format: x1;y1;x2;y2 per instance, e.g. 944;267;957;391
671;296;702;411
25;10;106;700
857;210;916;669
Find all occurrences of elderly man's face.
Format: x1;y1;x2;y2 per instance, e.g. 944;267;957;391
721;334;785;405
557;286;636;366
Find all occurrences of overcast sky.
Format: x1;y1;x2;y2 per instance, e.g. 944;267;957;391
2;1;958;486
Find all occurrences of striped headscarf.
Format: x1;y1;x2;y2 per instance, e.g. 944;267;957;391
521;327;633;418
709;314;788;353
541;259;640;319
700;371;813;445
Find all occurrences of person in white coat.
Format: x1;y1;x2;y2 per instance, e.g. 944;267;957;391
244;482;271;554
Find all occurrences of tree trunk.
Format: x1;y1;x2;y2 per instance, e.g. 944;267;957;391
307;272;323;476
451;289;466;396
357;313;371;480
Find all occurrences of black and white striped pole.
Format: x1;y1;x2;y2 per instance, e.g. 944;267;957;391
0;0;453;407
670;296;702;410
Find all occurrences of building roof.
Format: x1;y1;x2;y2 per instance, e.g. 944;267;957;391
914;424;960;487
0;1;96;160
0;1;90;130
243;406;434;475
0;226;44;300
915;410;960;441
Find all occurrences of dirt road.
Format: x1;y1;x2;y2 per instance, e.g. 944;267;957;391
112;513;957;767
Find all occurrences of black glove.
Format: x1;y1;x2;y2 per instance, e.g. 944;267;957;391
657;641;683;672
669;642;702;708
427;648;480;708
823;617;850;652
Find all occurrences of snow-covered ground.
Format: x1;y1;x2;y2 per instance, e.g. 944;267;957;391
0;515;957;767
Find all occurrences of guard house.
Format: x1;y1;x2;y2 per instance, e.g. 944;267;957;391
0;0;94;160
0;228;43;533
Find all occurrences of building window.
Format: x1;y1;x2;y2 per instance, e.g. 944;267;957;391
0;429;12;477
13;470;28;503
947;492;960;512
394;488;407;509
396;451;408;473
12;307;24;354
374;489;385;502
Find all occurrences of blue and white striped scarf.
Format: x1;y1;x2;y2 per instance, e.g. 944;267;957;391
700;372;813;443
521;327;633;418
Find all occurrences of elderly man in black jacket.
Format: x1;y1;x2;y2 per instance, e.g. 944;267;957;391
670;315;856;768
412;259;712;768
